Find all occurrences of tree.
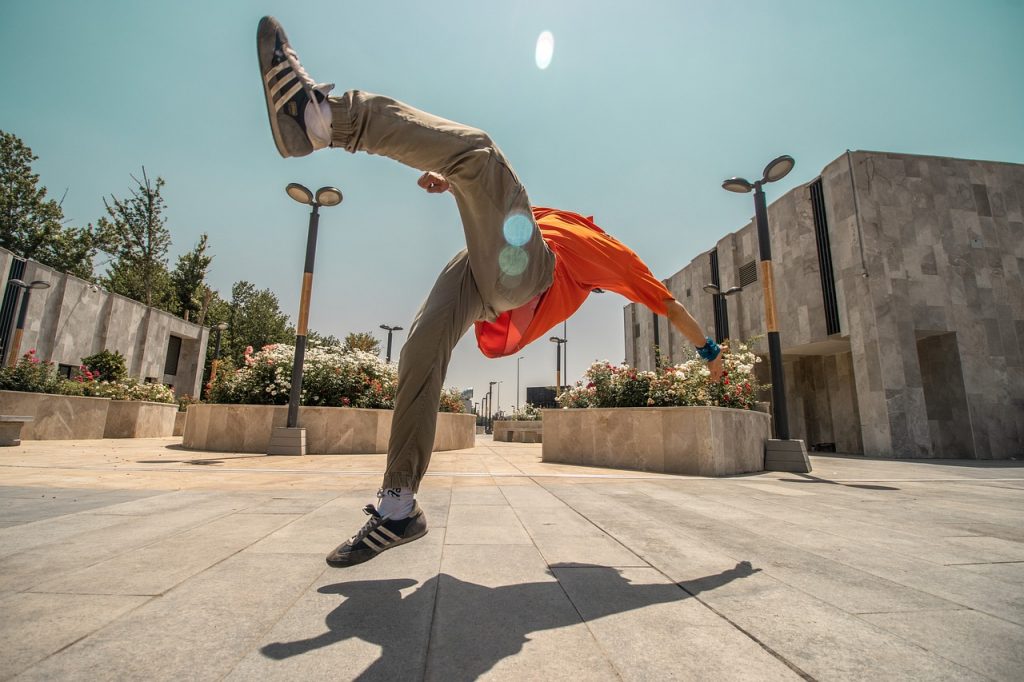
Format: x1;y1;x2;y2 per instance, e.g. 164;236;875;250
224;280;292;364
0;130;98;279
171;233;213;321
307;330;342;349
95;168;174;309
343;331;381;356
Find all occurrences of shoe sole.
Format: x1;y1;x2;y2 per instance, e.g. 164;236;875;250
325;527;429;568
256;16;313;158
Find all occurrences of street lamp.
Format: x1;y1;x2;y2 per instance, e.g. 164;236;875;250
548;336;566;397
723;155;810;472
487;380;498;430
702;283;743;344
3;279;50;366
210;322;228;384
516;355;525;409
3;278;50;366
379;324;404;363
272;183;343;455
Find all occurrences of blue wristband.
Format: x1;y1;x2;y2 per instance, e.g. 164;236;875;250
696;337;720;362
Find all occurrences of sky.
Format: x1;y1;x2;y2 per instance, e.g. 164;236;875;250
2;0;1023;412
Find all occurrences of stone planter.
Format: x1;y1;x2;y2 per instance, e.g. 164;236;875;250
173;411;187;436
0;390;110;440
492;420;543;443
183;404;476;454
103;400;178;438
542;406;770;476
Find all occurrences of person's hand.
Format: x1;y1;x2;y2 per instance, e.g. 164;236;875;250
418;171;450;194
708;355;723;381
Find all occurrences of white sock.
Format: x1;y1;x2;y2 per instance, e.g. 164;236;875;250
304;98;333;150
377;487;414;519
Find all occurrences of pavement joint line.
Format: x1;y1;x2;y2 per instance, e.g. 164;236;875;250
3;462;1024;484
420;489;453;682
945;560;1024;566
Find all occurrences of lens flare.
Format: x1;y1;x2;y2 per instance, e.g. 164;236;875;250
535;31;554;70
499;245;529;276
503;213;533;246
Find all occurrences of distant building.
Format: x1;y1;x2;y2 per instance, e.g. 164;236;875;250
625;151;1023;459
527;386;559;409
1;247;210;397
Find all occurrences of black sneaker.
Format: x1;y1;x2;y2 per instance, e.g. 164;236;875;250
256;16;334;158
326;503;428;568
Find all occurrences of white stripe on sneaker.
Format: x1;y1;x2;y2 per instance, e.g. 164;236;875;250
263;60;291;83
269;72;297;97
362;536;383;552
377;526;401;542
368;530;393;546
275;82;303;111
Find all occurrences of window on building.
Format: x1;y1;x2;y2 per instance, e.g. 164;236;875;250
57;364;75;379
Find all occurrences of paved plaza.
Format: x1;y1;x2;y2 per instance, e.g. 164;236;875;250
1;437;1022;681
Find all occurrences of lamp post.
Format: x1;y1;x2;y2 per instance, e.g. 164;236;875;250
3;279;50;366
702;283;743;343
487;380;498;431
548;336;566;397
270;183;343;455
210;322;228;384
516;355;524;409
723;155;810;472
379;324;404;363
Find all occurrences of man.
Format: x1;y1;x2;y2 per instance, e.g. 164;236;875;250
256;17;723;568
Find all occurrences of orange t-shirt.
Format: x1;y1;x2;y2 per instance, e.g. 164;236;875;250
475;207;672;358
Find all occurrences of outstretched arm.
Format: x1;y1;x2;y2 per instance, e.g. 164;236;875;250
662;299;723;380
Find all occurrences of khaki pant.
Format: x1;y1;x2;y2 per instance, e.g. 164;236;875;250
329;91;555;491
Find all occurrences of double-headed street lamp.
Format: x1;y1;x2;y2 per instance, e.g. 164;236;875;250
379;324;403;363
548;336;566;397
723;155;810;472
702;283;743;344
280;183;343;444
3;279;50;367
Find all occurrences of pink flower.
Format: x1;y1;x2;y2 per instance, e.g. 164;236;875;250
244;346;253;355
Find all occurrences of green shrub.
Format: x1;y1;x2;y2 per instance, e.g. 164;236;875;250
81;350;127;382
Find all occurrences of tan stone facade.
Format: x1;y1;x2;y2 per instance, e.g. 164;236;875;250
0;248;209;397
626;151;1024;459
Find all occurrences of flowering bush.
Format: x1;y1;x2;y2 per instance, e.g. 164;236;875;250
80;350;127;382
81;378;176;403
438;387;466;413
208;344;397;408
508;403;543;421
557;341;766;410
0;350;175;403
0;349;65;394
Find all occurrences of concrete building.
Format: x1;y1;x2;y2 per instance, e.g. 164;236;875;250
1;247;209;398
625;151;1024;459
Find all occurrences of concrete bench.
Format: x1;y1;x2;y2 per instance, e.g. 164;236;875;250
492;420;543;443
0;415;35;446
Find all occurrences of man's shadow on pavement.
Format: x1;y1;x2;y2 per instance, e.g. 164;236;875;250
261;561;760;680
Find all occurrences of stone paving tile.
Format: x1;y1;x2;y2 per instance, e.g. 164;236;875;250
225;531;445;680
247;494;369;555
29;512;300;596
444;505;532;545
511;506;649;567
426;544;619;681
15;552;325;681
0;497;272;592
954;561;1024;587
0;488;160;527
0;592;149;681
450;485;508;506
546;483;989;680
858;608;1024;682
553;565;800;681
